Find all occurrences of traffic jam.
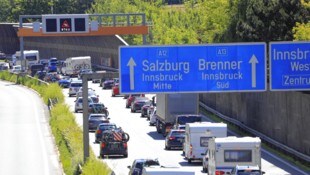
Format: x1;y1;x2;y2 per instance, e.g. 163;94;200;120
61;73;265;175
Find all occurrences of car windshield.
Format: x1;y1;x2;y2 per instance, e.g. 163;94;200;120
237;170;261;175
100;125;116;130
144;160;160;167
90;115;105;120
177;116;202;125
171;131;185;137
71;83;82;87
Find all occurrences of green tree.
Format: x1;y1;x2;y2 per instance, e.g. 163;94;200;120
293;0;310;41
233;0;309;42
0;0;12;22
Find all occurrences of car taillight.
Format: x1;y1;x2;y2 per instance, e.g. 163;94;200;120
101;143;105;148
96;130;102;134
215;171;225;175
123;142;127;148
169;136;176;140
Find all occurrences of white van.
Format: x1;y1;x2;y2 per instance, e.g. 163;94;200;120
207;136;261;175
184;122;227;163
142;166;195;175
61;56;91;76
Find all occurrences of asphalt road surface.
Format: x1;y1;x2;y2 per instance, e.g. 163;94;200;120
0;81;62;175
63;81;309;175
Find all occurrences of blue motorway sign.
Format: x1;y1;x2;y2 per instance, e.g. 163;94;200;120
270;41;310;91
119;43;266;94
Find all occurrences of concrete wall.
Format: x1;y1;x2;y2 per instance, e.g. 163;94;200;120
23;35;125;68
0;24;126;69
200;91;310;156
0;24;19;54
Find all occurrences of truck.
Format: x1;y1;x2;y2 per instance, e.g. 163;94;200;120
99;128;130;158
142;166;195;175
12;50;40;69
207;136;262;175
155;93;200;136
184;122;227;164
61;56;91;76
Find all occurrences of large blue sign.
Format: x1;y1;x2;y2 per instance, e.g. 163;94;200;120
119;43;266;94
270;42;310;91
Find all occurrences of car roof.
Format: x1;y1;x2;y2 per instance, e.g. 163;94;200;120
89;114;106;117
98;123;116;126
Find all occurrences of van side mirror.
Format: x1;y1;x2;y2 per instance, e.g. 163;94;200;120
127;166;131;169
262;171;265;174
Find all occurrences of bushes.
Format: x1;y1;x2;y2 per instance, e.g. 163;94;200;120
0;71;111;175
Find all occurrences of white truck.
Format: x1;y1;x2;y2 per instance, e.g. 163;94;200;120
155;93;201;136
207;136;262;175
184;122;227;164
142;166;195;175
61;56;91;76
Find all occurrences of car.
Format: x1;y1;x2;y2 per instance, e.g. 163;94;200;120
141;100;155;118
165;129;185;150
111;83;120;97
88;114;110;131
149;108;157;126
58;76;71;88
126;94;145;108
131;97;151;113
0;51;6;60
68;80;82;97
10;65;22;73
76;87;97;99
95;123;117;143
74;97;94;113
88;102;109;117
102;79;114;89
44;72;61;82
78;69;93;79
35;70;46;80
230;165;265;175
127;159;160;175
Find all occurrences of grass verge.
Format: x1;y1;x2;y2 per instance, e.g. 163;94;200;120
0;71;112;175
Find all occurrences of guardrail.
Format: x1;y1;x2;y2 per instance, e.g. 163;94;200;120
199;101;310;163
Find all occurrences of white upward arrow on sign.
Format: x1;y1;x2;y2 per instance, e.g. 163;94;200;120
127;57;136;90
249;54;258;88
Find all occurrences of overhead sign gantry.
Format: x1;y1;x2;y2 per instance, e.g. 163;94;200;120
119;43;266;94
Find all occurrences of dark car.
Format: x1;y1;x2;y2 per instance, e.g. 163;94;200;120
165;129;185;150
141;101;156;117
29;63;44;77
127;159;160;175
88;102;109;117
131;97;150;113
58;76;71;88
88;114;109;131
126;94;145;108
95;123;117;143
35;70;46;80
102;79;114;89
44;72;61;82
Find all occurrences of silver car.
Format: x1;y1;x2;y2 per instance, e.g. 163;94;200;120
74;97;93;113
68;80;82;97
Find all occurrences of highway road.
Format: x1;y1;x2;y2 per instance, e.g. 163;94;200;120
62;81;309;175
0;81;62;175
